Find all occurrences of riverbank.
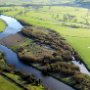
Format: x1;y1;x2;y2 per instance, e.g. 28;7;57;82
0;19;6;32
0;52;22;90
0;51;45;90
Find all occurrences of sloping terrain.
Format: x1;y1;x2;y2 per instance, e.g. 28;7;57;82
1;0;90;8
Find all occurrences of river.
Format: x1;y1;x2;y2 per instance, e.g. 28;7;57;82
0;15;75;90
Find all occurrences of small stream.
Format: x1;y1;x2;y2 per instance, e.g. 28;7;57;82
0;15;75;90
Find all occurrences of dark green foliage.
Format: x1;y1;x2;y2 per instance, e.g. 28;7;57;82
19;26;73;62
72;73;90;90
43;61;80;76
14;71;41;86
21;26;73;52
17;43;55;63
0;52;4;59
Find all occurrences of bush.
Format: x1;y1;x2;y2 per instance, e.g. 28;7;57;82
72;73;90;90
43;61;80;76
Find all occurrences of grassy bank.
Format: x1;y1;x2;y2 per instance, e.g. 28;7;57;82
0;52;22;90
0;76;22;90
0;19;6;32
0;51;44;90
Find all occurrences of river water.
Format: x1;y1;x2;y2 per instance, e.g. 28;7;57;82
1;15;87;90
72;56;90;75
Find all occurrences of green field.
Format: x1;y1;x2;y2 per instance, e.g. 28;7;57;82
0;76;22;90
0;19;6;32
0;6;25;17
